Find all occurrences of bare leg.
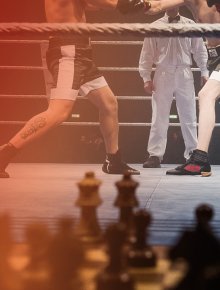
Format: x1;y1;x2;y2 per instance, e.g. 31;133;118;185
197;79;220;152
10;99;74;148
87;86;119;154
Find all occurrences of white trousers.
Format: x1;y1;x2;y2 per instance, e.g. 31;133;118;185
148;66;197;160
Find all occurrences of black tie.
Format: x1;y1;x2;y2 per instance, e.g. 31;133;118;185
168;15;180;23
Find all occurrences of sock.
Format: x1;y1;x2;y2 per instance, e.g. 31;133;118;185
193;149;209;163
0;143;18;171
106;150;121;162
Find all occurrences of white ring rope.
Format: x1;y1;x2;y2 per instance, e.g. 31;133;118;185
0;23;220;38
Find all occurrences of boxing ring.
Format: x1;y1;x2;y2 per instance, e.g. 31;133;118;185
1;22;220;245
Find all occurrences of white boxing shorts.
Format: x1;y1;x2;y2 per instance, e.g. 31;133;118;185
46;37;108;101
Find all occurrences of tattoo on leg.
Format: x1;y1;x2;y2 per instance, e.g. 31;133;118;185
20;117;47;140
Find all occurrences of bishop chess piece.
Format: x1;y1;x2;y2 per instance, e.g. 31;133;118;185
114;173;139;241
127;209;157;267
96;223;135;290
75;171;103;244
166;204;220;290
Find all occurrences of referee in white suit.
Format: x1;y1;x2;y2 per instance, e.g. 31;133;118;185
139;7;209;168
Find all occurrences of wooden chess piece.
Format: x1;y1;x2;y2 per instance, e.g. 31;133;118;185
127;209;157;267
23;222;51;290
48;217;84;290
0;214;21;290
75;171;103;244
96;223;135;290
114;173;139;241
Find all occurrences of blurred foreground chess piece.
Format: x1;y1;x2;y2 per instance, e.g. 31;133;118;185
0;214;21;290
75;172;103;244
96;223;135;290
127;209;157;267
48;217;84;290
165;204;220;290
23;222;51;290
114;173;139;241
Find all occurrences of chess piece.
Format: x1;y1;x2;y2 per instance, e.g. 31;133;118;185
23;222;51;290
127;209;157;267
114;173;139;241
75;171;103;244
48;217;84;290
167;204;220;290
96;223;135;290
0;214;21;290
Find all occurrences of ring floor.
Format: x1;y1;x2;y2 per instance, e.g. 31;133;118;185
1;163;220;245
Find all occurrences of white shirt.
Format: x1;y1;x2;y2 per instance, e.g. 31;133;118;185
139;14;209;82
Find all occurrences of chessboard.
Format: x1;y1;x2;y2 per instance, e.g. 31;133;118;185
9;243;183;290
1;172;220;290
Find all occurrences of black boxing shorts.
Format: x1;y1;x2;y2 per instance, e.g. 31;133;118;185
46;37;108;100
207;45;220;82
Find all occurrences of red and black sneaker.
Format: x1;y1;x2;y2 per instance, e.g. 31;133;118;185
166;149;211;177
102;150;140;175
0;143;18;178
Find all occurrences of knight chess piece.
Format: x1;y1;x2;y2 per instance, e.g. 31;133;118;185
127;209;157;267
96;223;135;290
75;171;103;244
114;173;139;241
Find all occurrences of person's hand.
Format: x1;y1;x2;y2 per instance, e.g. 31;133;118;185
201;76;209;87
144;80;154;94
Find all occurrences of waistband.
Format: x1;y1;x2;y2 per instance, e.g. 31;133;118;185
48;36;91;48
207;45;220;58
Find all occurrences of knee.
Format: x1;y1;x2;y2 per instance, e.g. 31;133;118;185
100;96;118;115
47;106;72;124
198;88;217;103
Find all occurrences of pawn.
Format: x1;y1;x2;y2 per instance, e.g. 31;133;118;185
22;222;51;290
48;217;84;290
75;171;103;244
96;223;135;290
0;214;21;290
167;203;220;290
127;209;157;267
114;173;139;240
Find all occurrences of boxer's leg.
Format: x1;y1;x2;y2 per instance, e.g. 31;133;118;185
80;78;140;175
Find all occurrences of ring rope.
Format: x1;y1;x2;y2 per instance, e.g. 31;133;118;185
1;23;220;38
0;39;143;45
0;121;211;127
0;94;200;100
0;65;202;72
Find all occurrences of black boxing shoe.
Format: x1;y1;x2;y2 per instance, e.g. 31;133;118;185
102;150;140;175
0;143;18;178
143;156;161;168
166;149;211;177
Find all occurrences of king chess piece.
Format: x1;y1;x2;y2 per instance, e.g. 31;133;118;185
127;209;157;267
114;173;139;241
167;204;220;290
96;223;135;290
75;171;103;244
